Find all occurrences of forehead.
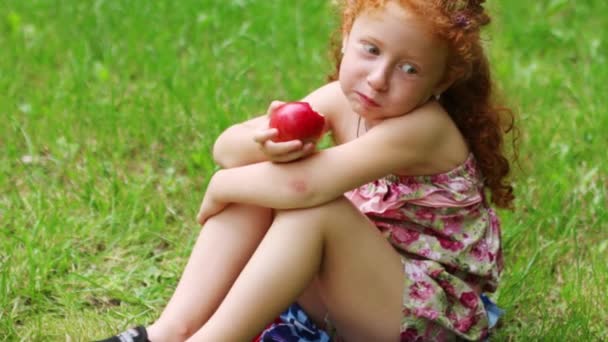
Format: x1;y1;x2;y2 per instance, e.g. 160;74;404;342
349;2;447;61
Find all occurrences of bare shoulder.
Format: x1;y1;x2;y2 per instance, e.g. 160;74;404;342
383;101;454;141
375;102;469;174
300;81;349;132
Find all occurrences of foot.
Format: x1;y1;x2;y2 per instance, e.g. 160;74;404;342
94;326;150;342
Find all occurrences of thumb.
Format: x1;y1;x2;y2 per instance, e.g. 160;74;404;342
268;100;285;113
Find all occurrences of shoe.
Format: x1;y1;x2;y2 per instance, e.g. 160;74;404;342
94;326;150;342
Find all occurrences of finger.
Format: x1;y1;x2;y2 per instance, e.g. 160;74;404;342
265;140;303;154
277;143;317;162
273;149;309;163
303;142;316;153
268;100;286;114
253;128;278;143
278;144;315;161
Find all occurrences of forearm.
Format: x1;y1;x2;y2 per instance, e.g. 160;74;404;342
213;119;268;168
211;161;328;210
209;129;407;211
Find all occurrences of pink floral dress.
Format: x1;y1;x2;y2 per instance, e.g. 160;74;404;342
345;154;503;341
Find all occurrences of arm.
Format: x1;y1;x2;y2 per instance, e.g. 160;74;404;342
204;102;456;211
212;114;271;168
212;83;338;169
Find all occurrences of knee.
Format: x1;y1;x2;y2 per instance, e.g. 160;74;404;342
149;317;193;341
305;196;358;222
201;203;273;234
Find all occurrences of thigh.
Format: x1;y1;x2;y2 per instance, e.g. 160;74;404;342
312;197;404;342
296;277;328;329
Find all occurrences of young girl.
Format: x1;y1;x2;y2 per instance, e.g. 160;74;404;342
97;0;514;341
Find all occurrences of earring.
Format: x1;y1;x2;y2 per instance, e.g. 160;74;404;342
434;93;441;100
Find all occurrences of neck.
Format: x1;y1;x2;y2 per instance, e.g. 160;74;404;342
364;118;381;130
356;116;379;138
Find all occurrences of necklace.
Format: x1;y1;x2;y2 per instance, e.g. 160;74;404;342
356;115;363;138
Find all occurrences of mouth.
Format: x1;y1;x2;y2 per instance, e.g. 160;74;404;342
355;91;380;107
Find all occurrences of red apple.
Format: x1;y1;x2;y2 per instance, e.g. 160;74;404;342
268;102;325;143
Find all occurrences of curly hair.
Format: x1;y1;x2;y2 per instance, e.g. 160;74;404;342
329;0;517;209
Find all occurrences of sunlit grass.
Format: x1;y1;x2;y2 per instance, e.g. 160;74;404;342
1;0;606;340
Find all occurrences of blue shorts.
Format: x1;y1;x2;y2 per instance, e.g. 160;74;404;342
257;295;503;341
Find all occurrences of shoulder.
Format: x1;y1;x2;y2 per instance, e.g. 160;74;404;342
372;102;469;174
382;101;452;141
370;103;451;147
301;81;345;111
301;81;349;130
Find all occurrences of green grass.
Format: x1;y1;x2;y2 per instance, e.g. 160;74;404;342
1;0;606;340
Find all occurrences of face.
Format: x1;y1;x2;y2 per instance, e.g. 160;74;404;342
339;1;449;122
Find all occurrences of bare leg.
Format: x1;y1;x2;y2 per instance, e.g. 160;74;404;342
296;277;328;329
147;203;272;341
189;197;404;342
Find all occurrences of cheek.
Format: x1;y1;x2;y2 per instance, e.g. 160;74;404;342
389;82;426;109
338;58;357;87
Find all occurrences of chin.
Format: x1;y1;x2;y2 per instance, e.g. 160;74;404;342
350;101;369;117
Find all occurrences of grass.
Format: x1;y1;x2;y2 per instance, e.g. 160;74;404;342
1;0;606;340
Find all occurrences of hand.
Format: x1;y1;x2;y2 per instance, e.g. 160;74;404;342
196;176;229;225
253;101;317;163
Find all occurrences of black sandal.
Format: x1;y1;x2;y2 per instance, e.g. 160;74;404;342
94;326;150;342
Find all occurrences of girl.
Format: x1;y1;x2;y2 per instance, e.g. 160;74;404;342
98;0;514;341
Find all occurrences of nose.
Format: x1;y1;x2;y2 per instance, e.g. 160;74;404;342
366;62;390;92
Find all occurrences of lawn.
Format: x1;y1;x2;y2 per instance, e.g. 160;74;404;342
1;0;606;340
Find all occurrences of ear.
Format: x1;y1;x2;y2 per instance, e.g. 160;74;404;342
341;35;349;54
433;74;456;97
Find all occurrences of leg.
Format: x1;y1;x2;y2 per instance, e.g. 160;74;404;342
147;203;272;341
190;197;404;342
296;277;328;329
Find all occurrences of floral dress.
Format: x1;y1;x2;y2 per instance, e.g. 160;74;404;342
255;154;503;342
344;153;503;341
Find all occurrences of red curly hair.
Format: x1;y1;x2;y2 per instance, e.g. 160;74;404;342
329;0;516;209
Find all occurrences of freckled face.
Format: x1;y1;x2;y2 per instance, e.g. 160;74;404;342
339;2;449;121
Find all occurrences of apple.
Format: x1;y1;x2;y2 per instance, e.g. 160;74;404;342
268;102;325;143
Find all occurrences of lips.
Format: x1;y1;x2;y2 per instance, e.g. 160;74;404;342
355;91;380;107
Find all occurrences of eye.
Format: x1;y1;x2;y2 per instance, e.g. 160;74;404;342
362;43;380;55
399;63;417;74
